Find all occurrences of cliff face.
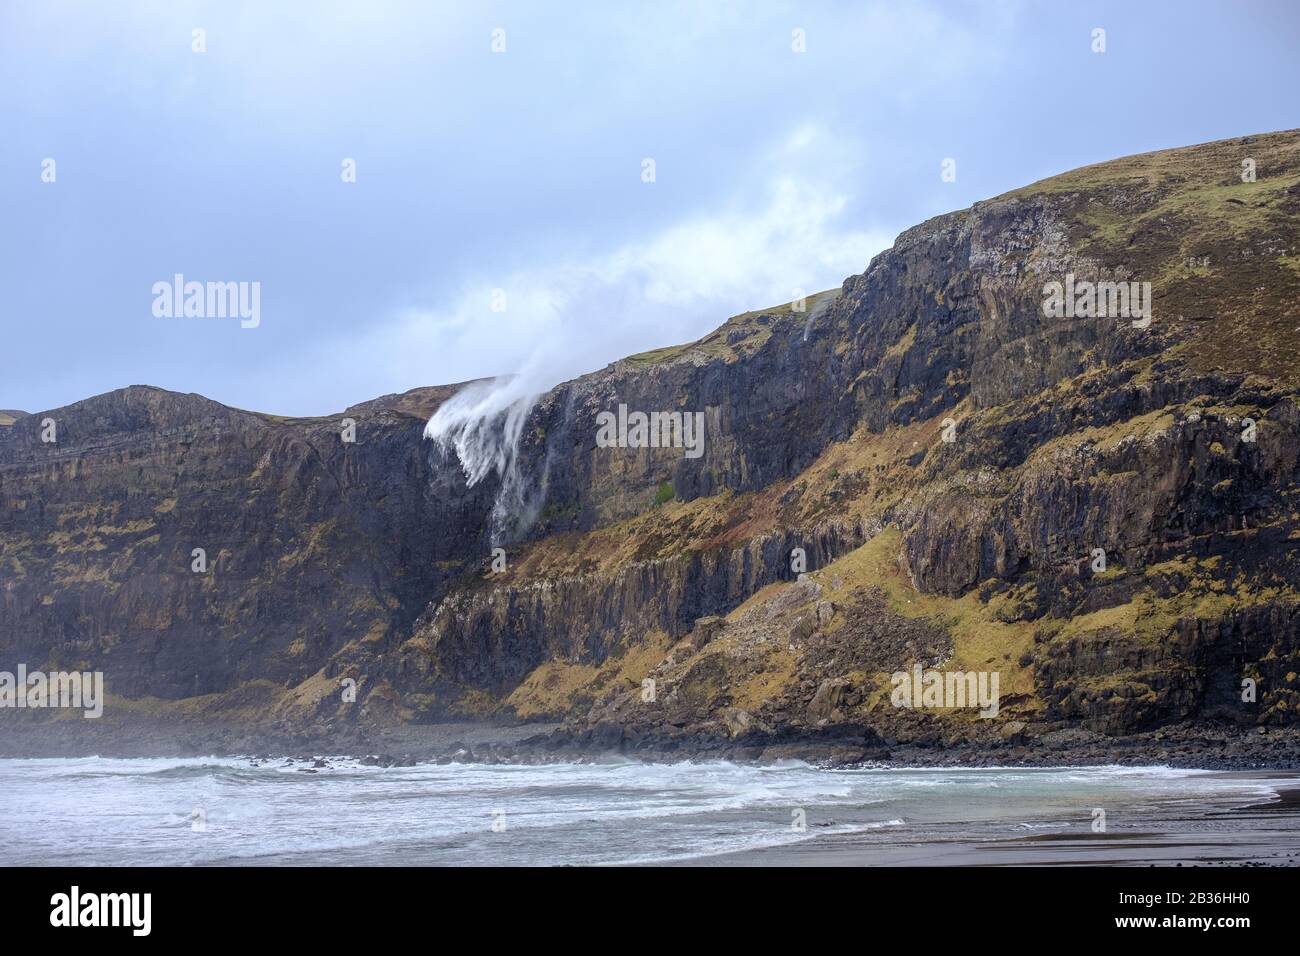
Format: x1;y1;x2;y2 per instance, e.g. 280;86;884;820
5;130;1300;748
0;384;490;698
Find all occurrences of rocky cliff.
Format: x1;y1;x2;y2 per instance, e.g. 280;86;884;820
4;130;1300;757
0;384;489;699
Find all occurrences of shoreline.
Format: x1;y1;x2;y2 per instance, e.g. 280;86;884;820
677;774;1300;867
5;737;1299;867
4;714;1300;771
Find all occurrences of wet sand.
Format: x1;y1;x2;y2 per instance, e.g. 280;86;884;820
682;773;1300;866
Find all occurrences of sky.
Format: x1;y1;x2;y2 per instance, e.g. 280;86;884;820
2;0;1298;416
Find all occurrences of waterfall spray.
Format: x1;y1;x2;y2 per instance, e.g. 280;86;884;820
425;377;545;544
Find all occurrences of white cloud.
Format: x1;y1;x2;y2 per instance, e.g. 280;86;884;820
347;124;892;406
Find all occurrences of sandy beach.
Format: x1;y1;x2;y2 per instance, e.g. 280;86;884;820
684;772;1300;866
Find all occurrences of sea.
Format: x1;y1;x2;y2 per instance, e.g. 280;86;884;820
0;757;1289;866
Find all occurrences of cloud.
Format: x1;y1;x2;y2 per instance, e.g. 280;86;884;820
341;123;892;408
0;0;1056;417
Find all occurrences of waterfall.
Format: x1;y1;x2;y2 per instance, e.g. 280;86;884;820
425;376;544;544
